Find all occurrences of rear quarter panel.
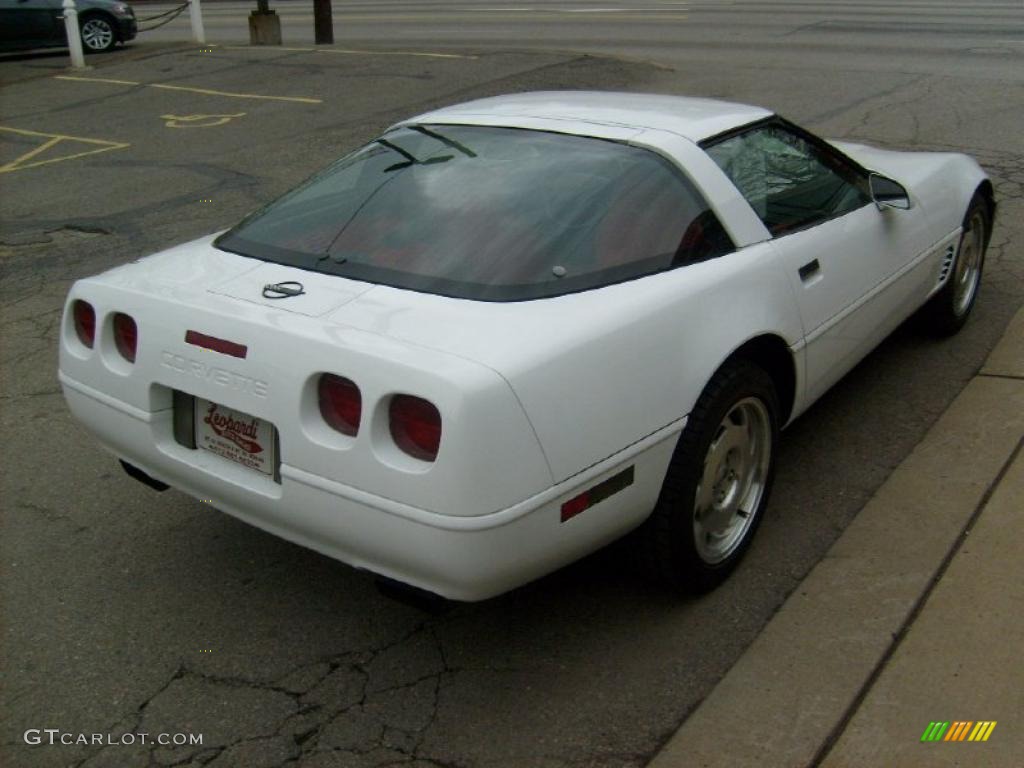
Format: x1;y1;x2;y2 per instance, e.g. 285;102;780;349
329;241;804;483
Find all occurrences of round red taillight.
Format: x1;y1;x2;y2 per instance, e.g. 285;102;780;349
389;395;442;462
72;300;96;348
113;313;138;363
318;374;362;436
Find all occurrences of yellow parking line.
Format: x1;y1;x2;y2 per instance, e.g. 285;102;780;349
223;45;476;60
54;75;321;104
327;47;477;59
3;136;63;168
149;83;321;103
57;75;141;86
0;126;129;173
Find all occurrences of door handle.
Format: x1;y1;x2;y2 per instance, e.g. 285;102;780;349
798;259;820;282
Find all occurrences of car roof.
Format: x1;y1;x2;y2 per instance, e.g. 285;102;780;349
398;91;773;143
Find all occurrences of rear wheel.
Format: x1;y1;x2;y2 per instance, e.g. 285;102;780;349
923;193;990;335
80;14;117;54
639;358;779;593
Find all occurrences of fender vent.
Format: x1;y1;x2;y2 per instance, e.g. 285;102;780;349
937;243;956;286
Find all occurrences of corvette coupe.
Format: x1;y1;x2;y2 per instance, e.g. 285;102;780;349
59;92;994;600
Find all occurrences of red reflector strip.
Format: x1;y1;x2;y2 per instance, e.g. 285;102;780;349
560;492;590;522
185;330;248;359
560;466;635;523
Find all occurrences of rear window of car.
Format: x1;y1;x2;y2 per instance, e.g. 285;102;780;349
215;125;733;301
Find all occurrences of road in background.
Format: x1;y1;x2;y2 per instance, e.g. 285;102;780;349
2;2;1023;767
137;0;1024;74
134;0;1024;157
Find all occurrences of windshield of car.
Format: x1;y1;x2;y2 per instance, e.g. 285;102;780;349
215;125;734;301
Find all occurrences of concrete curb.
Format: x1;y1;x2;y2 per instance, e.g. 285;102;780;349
821;446;1023;766
649;307;1024;768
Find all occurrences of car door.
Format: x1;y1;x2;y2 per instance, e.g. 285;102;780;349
703;119;930;404
0;0;62;49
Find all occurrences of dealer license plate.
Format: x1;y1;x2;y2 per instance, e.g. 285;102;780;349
195;398;276;476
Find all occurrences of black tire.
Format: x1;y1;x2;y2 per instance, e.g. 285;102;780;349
639;358;779;593
922;192;991;336
79;14;118;54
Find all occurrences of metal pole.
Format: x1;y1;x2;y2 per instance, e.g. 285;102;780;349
314;0;334;44
189;0;206;44
62;0;86;69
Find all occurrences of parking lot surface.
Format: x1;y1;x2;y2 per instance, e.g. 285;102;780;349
2;4;1023;766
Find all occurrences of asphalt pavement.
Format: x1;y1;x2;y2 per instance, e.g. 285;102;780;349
2;2;1023;767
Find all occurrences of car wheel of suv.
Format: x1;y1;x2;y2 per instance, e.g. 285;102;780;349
80;15;117;53
640;358;779;593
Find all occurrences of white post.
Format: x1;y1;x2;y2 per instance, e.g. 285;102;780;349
189;0;206;44
62;0;86;69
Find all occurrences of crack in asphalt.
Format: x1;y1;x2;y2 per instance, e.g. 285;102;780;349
119;623;461;767
59;622;462;767
12;500;85;529
808;73;931;125
0;160;264;276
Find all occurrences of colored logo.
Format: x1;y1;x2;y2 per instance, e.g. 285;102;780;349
204;402;264;455
921;721;997;742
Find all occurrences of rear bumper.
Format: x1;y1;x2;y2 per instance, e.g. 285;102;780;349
61;371;678;601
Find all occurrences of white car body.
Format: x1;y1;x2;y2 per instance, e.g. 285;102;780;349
59;92;991;600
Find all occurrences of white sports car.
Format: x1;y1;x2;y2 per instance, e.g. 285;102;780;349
59;92;994;601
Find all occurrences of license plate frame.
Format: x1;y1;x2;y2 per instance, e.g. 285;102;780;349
194;398;277;477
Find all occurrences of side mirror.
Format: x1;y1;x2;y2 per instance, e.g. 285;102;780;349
869;172;912;211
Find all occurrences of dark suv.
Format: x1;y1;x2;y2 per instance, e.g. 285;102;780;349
0;0;137;54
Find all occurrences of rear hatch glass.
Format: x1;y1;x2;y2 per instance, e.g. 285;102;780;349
215;125;732;301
